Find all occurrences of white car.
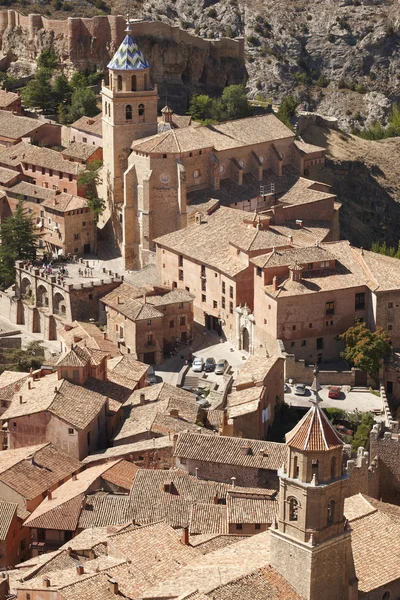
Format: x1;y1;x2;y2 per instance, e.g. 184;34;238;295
192;357;204;373
294;383;307;396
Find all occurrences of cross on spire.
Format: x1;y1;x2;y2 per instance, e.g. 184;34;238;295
309;365;322;405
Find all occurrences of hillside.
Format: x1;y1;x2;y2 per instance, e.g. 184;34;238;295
301;121;400;248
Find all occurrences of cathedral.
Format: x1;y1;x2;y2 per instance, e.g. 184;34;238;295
100;21;325;269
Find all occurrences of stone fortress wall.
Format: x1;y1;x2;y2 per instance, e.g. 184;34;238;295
0;10;246;111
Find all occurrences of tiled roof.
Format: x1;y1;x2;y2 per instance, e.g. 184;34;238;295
140;531;272;598
234;356;281;388
3;373;106;430
101;283;163;321
190;534;247;555
24;461;120;529
0;166;19;184
146;288;194;306
78;493;130;528
132;114;293;154
209;565;303;600
285;403;343;451
294;140;325;154
279;177;334;206
70;113;102;136
41;193;89;213
59;321;121;358
189;504;228;535
59;527;108;553
251;245;335;269
0;89;20;108
0;111;42;140
62;141;99;161
108;31;150;70
82;435;174;465
0;141;84;175
227;494;277;524
174;432;286;471
0;442;80;501
0;371;29;403
108;354;148;382
101;460;138;490
356;247;400;292
7;180;55;201
0;500;17;539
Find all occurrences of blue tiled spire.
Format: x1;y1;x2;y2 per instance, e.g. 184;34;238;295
107;20;150;71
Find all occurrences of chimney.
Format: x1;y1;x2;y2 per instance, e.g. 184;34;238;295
117;295;120;305
76;564;84;576
72;473;77;481
213;495;219;505
54;386;58;393
182;525;189;546
28;381;31;390
231;476;236;488
42;577;50;588
103;332;107;340
19;395;23;404
240;446;250;455
272;276;278;291
195;467;199;479
143;293;146;304
109;579;119;595
47;490;52;500
66;546;72;556
169;408;179;418
139;393;146;405
296;219;303;228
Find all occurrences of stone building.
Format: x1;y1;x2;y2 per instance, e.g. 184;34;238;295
0;89;22;114
269;368;358;600
101;283;194;364
0;261;122;340
0;111;59;147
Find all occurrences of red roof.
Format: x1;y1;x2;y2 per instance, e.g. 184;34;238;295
285;404;343;452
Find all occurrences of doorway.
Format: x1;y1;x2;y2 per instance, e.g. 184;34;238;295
83;243;91;254
143;351;155;365
242;327;249;352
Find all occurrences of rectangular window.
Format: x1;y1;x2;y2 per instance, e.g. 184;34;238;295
255;523;261;530
178;302;183;309
292;325;296;331
178;255;183;267
308;263;313;269
230;302;233;314
201;279;206;292
41;167;45;175
301;340;306;346
74;233;79;240
325;301;334;315
147;320;151;326
82;221;86;226
355;292;365;310
169;320;174;328
229;286;233;299
185;286;190;292
388;324;393;331
180;316;186;326
222;281;226;294
257;267;262;277
213;300;218;309
236;523;243;530
59;171;62;178
222;297;225;309
147;334;153;344
179;269;184;281
68;428;74;435
202;294;206;303
317;337;324;350
388;302;393;309
83;137;87;143
49;169;53;176
69;174;73;182
172;281;177;289
201;265;206;277
309;323;312;328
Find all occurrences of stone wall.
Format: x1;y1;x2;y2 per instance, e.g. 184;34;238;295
343;445;379;500
370;421;400;503
0;11;246;113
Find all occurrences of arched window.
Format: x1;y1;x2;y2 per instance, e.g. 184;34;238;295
138;103;145;117
327;500;335;525
312;458;319;478
293;456;299;479
126;105;132;120
289;497;299;522
117;75;122;91
331;456;336;480
131;75;137;91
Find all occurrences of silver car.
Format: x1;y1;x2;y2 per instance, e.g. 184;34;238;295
294;383;307;396
192;357;204;373
215;359;228;374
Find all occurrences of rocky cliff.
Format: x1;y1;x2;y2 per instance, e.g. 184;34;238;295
0;11;246;113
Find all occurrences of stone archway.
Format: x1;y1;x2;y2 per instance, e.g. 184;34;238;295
36;285;48;308
242;327;250;353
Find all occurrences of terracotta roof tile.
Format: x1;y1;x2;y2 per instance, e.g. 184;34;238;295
226;494;277;525
285;404;343;451
70;113;102;136
0;90;20;108
189;504;228;535
0;112;43;140
101;460;139;491
0;141;84;175
78;493;130;528
62;142;99;161
209;565;303;600
0;500;17;539
41;193;89;213
82;436;173;465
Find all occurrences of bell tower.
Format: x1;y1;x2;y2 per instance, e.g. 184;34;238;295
101;20;158;206
269;368;358;600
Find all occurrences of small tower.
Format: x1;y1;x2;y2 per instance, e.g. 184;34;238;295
269;367;358;600
101;19;158;206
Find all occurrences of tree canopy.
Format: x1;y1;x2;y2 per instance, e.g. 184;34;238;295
188;85;253;124
339;319;392;377
77;161;105;223
0;201;41;289
1;341;44;374
276;95;297;130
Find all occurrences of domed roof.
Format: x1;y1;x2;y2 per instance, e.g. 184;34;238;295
107;27;150;71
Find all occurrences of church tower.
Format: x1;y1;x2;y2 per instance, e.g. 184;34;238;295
101;21;158;206
269;368;358;600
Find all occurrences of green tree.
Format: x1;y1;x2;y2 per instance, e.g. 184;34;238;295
339;319;392;379
0;201;41;289
53;73;72;106
352;412;374;451
65;87;99;124
37;48;58;71
1;340;44;373
86;193;106;223
220;84;253;120
70;71;88;89
78;161;105;222
21;68;57;112
277;95;297;130
187;94;219;123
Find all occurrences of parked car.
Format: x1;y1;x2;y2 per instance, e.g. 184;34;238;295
328;386;341;399
294;383;307;396
215;359;228;374
192;357;204;372
147;365;157;385
204;357;216;372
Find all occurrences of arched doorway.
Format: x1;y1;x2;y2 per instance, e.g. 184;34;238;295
242;327;249;352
